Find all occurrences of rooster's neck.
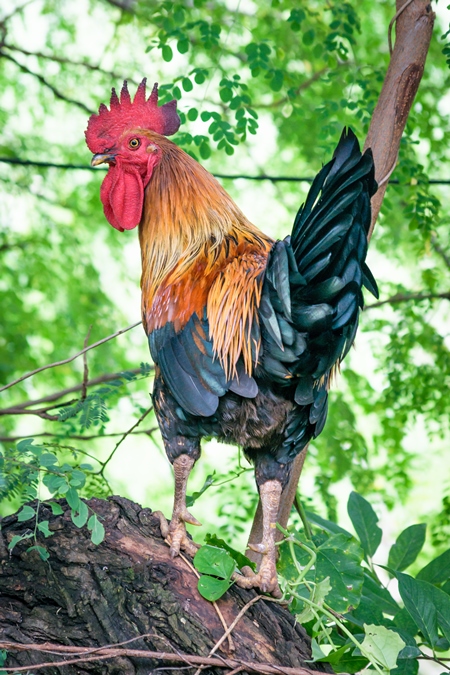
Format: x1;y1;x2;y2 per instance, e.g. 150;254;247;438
139;141;272;332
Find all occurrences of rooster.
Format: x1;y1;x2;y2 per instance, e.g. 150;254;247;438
86;79;378;597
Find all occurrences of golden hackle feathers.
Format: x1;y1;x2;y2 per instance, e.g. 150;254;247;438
139;134;273;378
207;253;267;379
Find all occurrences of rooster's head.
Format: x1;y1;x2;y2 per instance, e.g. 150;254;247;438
85;79;180;231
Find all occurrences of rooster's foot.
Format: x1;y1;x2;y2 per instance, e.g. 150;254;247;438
154;509;201;559
233;555;282;598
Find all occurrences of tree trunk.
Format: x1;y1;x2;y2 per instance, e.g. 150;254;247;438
0;497;328;675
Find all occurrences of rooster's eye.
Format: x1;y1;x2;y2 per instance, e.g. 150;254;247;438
129;138;141;149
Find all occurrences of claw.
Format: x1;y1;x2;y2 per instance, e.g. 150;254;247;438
154;509;200;558
182;510;202;527
233;561;282;598
247;541;268;555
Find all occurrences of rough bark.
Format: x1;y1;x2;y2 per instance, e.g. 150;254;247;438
0;496;327;675
247;0;435;560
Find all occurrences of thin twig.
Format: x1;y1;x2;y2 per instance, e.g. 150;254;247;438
388;0;416;55
365;290;450;310
431;235;450;270
0;51;94;114
0;321;141;393
260;68;329;109
98;406;154;476
81;326;92;401
1;42;134;82
1;156;450;185
0;639;326;675
194;594;264;675
176;550;234;653
0;427;158;444
0;367;146;412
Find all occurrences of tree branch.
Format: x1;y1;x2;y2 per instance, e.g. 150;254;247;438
0;321;141;393
98;406;154;476
0;639;332;675
1;42;134;82
0;367;146;413
365;290;450;309
365;0;435;235
0;50;94;114
0;427;158;443
431;235;450;270
247;0;435;563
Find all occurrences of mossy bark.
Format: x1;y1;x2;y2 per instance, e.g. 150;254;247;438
0;496;318;674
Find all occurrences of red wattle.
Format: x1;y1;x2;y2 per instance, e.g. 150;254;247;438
100;164;144;231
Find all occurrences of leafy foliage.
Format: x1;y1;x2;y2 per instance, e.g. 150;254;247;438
193;491;450;675
0;1;449;670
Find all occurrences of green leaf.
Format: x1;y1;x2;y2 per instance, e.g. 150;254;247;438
8;533;33;550
347;492;382;558
187;107;198;121
361;624;405;672
69;469;86;488
39;452;58;467
305;510;352;536
296;576;331;623
182;77;193;92
194;545;236;580
302;29;315;46
311;638;327;661
398;645;421;660
42;474;67;493
37;520;53;537
333;652;369;674
417;548;450;584
279;531;364;613
177;38;189;54
315;533;364;612
17;505;36;522
65;487;80;510
88;514;105;545
204;534;256;571
199;142;211;159
393;607;420;636
27;545;50;561
186;473;215;507
360;572;401;616
71;500;89;528
397;573;439;646
46;501;63;515
388;524;426;573
162;45;173;62
17;438;41;455
197;575;232;601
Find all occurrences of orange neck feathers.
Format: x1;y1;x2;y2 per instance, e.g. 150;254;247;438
139;138;271;319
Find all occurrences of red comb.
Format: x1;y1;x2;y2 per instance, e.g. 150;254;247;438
85;79;180;152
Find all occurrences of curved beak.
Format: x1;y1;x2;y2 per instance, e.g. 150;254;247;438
91;152;116;167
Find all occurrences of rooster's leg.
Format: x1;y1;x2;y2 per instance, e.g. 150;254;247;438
155;453;201;558
233;479;283;598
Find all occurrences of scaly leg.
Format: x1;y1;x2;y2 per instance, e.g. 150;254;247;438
155;454;201;558
233;479;282;598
